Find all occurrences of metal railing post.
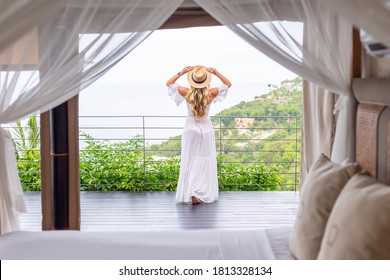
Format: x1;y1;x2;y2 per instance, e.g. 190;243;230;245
219;116;223;189
294;116;299;192
142;116;146;189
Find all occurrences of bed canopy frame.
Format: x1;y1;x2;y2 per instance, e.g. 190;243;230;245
47;3;358;232
1;0;390;235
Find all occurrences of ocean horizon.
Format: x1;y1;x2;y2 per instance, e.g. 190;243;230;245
79;82;270;116
78;82;270;144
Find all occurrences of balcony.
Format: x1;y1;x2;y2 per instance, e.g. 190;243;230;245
10;115;301;231
11;115;301;191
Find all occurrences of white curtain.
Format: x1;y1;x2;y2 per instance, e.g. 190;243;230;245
302;2;352;174
195;0;354;172
0;0;68;54
195;0;351;95
326;0;390;163
327;0;390;50
0;0;184;234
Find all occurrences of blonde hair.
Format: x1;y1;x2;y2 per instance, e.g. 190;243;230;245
187;86;209;119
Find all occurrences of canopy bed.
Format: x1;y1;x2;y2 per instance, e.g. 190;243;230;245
1;0;390;259
1;77;390;260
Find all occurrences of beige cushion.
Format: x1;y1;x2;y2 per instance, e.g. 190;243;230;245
318;173;390;259
289;153;360;259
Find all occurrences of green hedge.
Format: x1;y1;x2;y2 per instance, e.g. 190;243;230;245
16;134;286;191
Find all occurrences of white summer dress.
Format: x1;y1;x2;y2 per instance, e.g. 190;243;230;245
168;83;229;203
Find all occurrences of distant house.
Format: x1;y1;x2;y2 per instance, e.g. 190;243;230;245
235;118;254;129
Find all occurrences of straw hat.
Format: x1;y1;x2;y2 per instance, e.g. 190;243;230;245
187;65;212;88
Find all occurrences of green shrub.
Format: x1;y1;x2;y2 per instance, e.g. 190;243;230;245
218;157;284;191
15;132;287;192
78;133;285;191
17;152;41;191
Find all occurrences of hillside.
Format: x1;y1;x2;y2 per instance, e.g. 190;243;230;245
217;76;302;122
148;77;302;155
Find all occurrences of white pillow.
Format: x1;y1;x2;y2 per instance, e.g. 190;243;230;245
318;173;390;259
289;153;360;259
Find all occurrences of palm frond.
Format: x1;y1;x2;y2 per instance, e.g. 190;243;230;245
11;116;40;158
27;116;39;152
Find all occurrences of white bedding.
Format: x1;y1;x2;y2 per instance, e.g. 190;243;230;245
265;227;295;260
0;229;282;260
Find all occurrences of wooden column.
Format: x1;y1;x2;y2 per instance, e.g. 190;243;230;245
40;112;52;230
68;95;80;230
41;96;80;230
39;14;80;230
50;102;69;229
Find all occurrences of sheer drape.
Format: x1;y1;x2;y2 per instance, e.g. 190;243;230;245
302;2;352;175
0;0;184;234
0;0;67;54
326;0;390;163
327;0;390;50
195;0;351;95
195;0;354;173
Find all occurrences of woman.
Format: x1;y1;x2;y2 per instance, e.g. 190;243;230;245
166;65;232;204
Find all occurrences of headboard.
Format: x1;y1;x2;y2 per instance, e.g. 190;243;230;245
353;78;390;184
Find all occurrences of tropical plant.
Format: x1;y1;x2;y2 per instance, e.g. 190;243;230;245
11;115;41;191
11;116;40;159
77;132;284;191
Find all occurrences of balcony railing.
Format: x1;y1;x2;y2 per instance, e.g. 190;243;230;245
9;115;302;192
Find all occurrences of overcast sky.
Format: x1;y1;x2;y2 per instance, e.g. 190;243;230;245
93;25;297;87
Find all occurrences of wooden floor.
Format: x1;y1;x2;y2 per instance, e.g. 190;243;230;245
20;191;299;231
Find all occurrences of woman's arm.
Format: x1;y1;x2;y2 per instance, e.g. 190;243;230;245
207;67;232;88
166;66;193;87
166;66;193;97
207;67;232;101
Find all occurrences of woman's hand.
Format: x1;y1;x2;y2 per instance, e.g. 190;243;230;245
206;67;217;74
207;67;231;88
166;66;194;87
180;66;193;75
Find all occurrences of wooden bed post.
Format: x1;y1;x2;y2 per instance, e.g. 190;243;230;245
352;27;362;78
350;27;361;164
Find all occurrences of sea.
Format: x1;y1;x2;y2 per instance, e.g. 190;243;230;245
77;83;270;145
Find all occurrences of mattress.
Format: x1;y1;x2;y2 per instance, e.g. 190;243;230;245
0;228;293;260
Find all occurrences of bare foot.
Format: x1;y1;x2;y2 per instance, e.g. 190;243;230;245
191;196;202;205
